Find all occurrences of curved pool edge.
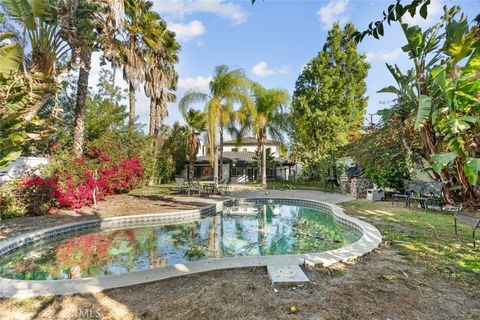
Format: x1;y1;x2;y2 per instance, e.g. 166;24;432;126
0;198;382;298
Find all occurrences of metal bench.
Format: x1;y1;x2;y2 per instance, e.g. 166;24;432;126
454;212;480;249
392;181;415;207
408;181;444;212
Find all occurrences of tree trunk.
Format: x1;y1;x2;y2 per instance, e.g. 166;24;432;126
149;99;156;136
24;93;52;121
72;50;92;157
219;127;224;181
213;144;219;186
189;160;194;182
261;129;267;187
112;65;116;91
129;81;135;127
262;141;267;187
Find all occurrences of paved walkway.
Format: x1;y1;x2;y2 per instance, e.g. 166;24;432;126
230;189;355;204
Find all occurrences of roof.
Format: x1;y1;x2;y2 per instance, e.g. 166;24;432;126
196;151;255;164
194;151;293;165
223;137;280;146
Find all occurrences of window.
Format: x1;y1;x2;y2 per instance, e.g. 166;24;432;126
243;148;247;151
231;148;238;152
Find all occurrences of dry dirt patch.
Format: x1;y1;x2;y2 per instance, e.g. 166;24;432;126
1;244;478;320
0;193;216;240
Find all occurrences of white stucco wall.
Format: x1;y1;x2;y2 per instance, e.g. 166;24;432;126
0;157;49;183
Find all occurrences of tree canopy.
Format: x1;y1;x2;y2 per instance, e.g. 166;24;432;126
290;23;369;166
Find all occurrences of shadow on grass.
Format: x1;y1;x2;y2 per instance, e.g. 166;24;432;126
341;199;480;286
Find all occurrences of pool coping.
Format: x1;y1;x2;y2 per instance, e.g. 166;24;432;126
0;198;382;298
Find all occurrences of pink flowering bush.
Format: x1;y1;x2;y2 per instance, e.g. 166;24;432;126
1;148;145;216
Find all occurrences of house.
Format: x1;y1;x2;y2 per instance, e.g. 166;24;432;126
0;156;49;183
186;138;296;183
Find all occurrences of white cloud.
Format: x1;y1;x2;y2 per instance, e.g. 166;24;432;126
252;61;274;77
155;0;248;25
402;0;443;27
178;76;212;94
196;39;206;47
251;61;289;78
167;20;206;41
316;0;349;30
365;48;405;63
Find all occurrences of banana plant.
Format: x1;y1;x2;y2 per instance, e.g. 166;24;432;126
0;32;22;74
380;6;480;204
0;33;49;168
427;16;480;185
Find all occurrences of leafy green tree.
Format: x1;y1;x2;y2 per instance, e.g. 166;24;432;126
179;65;250;184
352;0;434;42
290;22;369;181
154;122;188;183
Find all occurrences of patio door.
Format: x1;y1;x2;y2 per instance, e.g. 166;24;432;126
247;167;258;182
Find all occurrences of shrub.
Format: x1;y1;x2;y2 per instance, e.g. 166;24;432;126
0;147;145;217
0;182;27;219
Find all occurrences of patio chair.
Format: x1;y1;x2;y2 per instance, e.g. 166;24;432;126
175;177;188;194
408;181;444;212
392;180;414;207
218;180;231;196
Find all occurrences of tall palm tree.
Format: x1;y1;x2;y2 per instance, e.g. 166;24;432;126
237;83;289;187
179;65;250;184
143;17;180;136
122;0;180;132
182;108;206;181
123;0;148;127
57;0;124;156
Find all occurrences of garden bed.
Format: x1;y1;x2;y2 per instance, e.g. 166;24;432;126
0;188;218;241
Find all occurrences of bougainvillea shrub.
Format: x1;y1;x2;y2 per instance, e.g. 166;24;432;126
0;148;145;217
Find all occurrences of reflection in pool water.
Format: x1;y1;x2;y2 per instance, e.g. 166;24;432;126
0;203;361;280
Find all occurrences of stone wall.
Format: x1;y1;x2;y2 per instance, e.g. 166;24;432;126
339;176;373;198
339;175;350;195
350;178;373;198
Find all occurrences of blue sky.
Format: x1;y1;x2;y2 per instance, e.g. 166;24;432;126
89;0;479;129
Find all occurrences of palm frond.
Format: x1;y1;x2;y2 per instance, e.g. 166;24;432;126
179;91;210;117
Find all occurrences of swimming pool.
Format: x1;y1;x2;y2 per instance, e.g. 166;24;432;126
0;198;382;297
0;201;361;280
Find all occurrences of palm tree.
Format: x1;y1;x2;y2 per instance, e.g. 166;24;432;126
122;0;180;131
182;108;206;182
122;0;148;127
57;0;124;156
238;83;289;187
143;17;180;136
179;65;250;184
2;0;70;120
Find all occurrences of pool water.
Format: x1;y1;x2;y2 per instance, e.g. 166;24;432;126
0;203;361;280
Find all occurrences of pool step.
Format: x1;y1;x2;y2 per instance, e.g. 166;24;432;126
267;265;310;286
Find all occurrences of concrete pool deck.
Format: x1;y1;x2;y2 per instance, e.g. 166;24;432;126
230;189;355;204
0;192;380;298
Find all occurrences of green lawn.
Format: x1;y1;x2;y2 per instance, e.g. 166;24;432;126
267;180;339;192
341;200;480;286
129;184;177;196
